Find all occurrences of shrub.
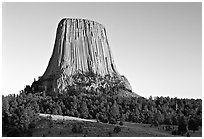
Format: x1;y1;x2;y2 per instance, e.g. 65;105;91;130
119;121;123;125
71;124;83;133
7;128;21;137
171;130;178;135
108;131;112;137
113;126;121;133
103;119;109;123
187;132;190;137
99;116;109;123
165;125;173;131
48;118;54;128
48;130;51;134
28;122;36;129
109;118;117;124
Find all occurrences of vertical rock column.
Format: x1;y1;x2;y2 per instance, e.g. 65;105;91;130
39;18;132;93
42;18;119;80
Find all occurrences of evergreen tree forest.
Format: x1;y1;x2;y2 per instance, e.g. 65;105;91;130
2;83;202;136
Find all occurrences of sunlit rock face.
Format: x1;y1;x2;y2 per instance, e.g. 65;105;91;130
39;18;133;95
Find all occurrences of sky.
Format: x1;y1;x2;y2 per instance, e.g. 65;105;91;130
2;2;202;99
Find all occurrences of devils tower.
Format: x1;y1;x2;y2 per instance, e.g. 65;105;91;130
37;18;134;96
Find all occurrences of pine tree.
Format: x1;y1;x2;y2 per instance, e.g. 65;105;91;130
110;100;120;121
188;117;199;132
178;115;188;135
81;101;89;118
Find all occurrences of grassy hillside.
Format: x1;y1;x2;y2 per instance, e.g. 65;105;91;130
29;116;201;137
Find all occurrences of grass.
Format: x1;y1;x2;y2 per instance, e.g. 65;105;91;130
30;117;202;137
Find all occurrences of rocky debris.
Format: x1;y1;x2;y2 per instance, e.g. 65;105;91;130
38;18;135;95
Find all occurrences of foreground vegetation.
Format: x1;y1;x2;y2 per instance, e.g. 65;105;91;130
2;83;202;137
3;115;202;137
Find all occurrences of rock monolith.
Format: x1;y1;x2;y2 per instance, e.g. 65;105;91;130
37;18;135;96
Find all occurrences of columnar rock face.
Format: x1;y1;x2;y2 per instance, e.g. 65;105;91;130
39;18;133;95
42;18;118;79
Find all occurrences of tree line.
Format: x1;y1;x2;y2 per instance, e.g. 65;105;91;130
2;84;202;136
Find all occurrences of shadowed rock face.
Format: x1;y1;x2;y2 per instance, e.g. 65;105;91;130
39;18;133;95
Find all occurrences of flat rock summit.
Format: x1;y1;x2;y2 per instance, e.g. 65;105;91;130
35;18;136;97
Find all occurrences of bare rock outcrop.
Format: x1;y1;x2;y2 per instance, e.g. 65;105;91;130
38;18;134;95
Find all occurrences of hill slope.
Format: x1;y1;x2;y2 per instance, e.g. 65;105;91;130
30;114;201;137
